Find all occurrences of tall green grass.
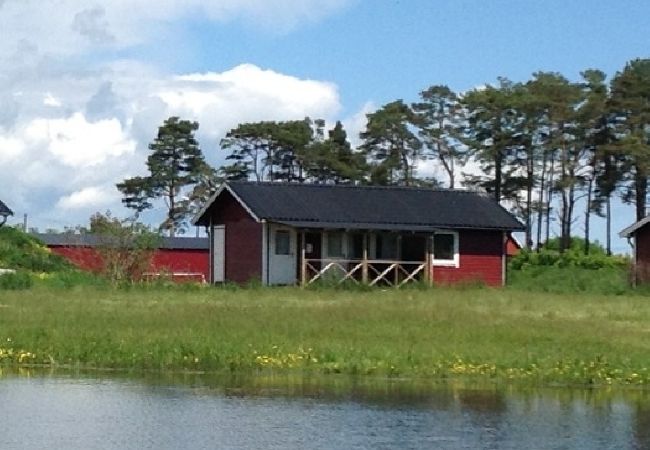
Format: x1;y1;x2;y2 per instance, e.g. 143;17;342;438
2;285;650;386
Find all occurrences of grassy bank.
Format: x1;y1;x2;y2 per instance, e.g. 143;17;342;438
1;285;650;387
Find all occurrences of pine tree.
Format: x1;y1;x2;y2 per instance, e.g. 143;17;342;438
117;117;206;237
360;100;422;186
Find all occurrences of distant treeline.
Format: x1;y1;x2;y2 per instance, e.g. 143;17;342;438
117;59;650;253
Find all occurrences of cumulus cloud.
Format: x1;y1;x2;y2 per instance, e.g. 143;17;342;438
57;186;114;210
24;113;136;168
0;0;352;230
0;63;342;230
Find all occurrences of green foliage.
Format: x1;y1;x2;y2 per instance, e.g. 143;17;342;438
508;237;630;294
508;266;628;295
413;85;466;188
117;116;208;236
88;211;161;284
360;100;423;185
0;227;72;273
510;237;628;271
0;271;33;290
609;58;650;221
220;119;366;184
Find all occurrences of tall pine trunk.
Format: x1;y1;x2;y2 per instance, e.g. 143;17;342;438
635;167;647;221
584;177;593;255
606;195;612;256
545;152;555;245
536;150;548;250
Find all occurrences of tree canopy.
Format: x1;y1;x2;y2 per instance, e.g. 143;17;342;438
117;117;207;237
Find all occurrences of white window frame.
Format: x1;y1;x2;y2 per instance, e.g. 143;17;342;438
432;231;459;268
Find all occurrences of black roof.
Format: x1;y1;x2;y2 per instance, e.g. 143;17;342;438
0;199;13;217
34;233;209;250
195;182;524;232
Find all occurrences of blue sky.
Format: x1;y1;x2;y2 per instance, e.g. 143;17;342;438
0;0;647;251
183;0;649;111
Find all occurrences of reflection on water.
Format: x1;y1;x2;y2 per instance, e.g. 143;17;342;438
0;368;649;449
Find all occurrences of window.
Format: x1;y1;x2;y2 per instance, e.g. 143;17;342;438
327;232;344;257
349;234;364;259
433;232;458;266
376;234;398;259
275;230;290;255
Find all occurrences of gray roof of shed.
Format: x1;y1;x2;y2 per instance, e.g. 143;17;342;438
194;181;524;232
619;216;650;238
34;233;209;250
0;199;13;217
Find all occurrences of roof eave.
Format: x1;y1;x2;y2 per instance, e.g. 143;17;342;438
191;182;261;226
619;216;650;238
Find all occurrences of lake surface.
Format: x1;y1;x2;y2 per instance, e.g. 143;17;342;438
1;370;650;449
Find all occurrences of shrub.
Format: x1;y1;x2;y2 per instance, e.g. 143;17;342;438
0;227;72;273
88;211;161;284
0;271;33;290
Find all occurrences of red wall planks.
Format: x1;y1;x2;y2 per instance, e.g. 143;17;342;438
432;230;504;287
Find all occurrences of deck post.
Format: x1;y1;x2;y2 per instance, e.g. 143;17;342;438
395;234;402;286
426;235;434;287
362;233;369;284
300;230;307;287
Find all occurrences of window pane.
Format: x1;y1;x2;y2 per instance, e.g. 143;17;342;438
350;234;364;259
378;234;397;259
327;233;343;257
434;233;455;260
275;230;290;255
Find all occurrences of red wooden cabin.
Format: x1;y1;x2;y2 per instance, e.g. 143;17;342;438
193;182;524;287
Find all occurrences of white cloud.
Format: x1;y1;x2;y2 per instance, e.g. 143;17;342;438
0;136;24;163
0;63;342;230
57;186;114;210
0;0;352;230
0;0;354;58
24;113;136;168
43;93;62;107
342;101;375;148
165;64;341;134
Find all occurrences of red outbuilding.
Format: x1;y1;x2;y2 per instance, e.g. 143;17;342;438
193;182;524;287
620;217;650;284
36;233;209;283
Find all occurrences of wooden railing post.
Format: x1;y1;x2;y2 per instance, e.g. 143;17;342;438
362;233;369;284
427;235;434;287
300;231;307;287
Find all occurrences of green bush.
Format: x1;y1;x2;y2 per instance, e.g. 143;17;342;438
0;271;33;290
0;227;72;273
508;237;631;294
510;237;629;271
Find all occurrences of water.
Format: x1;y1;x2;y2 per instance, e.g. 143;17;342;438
1;371;649;449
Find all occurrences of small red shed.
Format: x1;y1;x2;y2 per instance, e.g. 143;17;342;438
193;182;524;287
620;217;650;284
35;233;209;283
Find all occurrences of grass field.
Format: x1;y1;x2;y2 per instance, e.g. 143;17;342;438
1;283;650;387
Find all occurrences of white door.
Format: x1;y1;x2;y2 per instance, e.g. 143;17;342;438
212;225;225;283
268;226;297;285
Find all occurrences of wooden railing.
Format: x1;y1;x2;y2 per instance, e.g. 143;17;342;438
303;258;430;288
